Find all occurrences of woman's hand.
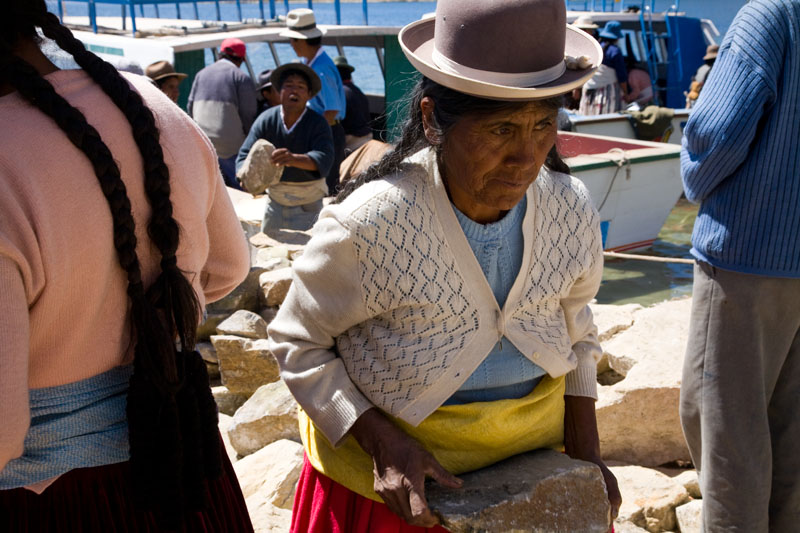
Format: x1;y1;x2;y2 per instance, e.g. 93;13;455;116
348;408;463;527
564;395;622;531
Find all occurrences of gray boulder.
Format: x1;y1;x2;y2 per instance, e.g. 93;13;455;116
216;309;268;340
228;380;300;456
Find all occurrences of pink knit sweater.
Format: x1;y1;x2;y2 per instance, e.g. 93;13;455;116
0;69;250;473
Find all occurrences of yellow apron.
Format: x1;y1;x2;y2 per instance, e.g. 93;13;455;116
300;375;566;502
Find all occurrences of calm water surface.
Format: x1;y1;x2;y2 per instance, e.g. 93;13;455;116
597;198;697;306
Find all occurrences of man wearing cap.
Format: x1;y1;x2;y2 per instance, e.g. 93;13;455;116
145;60;187;104
281;8;347;195
187;37;257;188
256;69;281;116
334;56;372;153
236;63;333;232
680;1;800;530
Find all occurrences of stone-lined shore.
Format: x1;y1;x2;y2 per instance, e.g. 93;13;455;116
201;191;702;532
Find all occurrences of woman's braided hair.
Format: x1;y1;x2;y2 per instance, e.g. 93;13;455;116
1;2;220;527
336;76;570;203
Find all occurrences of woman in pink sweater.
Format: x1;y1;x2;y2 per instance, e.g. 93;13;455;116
0;2;252;531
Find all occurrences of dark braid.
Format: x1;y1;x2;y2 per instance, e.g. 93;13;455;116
2;3;220;528
336;76;571;202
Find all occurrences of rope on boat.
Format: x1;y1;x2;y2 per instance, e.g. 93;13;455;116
604;251;695;265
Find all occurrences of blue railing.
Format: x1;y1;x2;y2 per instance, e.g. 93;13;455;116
56;0;370;34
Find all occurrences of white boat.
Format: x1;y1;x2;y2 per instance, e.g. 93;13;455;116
568;109;690;145
560;131;683;252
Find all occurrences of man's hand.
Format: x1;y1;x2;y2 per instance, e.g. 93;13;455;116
349;409;463;527
270;148;318;171
564;395;622;531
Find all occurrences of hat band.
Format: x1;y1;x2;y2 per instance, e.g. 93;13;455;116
290;22;317;31
431;47;566;87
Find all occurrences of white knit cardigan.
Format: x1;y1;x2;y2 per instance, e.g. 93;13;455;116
268;148;604;445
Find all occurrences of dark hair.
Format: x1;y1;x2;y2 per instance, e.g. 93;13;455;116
278;68;311;92
336;76;570;202
337;66;352;82
1;2;219;527
305;36;322;47
219;51;241;63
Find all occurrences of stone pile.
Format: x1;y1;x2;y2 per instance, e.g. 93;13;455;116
200;198;705;532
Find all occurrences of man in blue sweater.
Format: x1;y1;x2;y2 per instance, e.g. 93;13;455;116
679;1;800;530
236;63;333;232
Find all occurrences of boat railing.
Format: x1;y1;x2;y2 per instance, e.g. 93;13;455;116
54;0;371;35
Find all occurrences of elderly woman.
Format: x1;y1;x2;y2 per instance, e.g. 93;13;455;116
268;0;621;531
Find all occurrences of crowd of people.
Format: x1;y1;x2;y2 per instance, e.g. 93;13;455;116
2;0;798;532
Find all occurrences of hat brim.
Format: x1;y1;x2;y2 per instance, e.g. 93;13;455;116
598;30;621;40
399;18;602;101
279;27;325;40
151;72;188;82
270;62;322;97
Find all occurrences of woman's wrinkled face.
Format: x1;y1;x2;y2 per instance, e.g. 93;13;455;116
432;100;558;223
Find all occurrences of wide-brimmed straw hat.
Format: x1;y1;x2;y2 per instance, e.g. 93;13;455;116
703;44;719;60
269;62;322;97
145;60;187;82
280;8;325;40
398;0;601;100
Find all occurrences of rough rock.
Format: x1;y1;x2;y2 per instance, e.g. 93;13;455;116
197;341;218;364
211;335;281;395
257;245;291;261
218;413;238;464
228;187;267;239
673;470;701;499
228;380;300;456
426;449;610;533
234;439;305;508
596;298;693;466
216;310;268;339
590;302;642;342
613;522;650;533
602;298;691;377
259;268;294;307
675;499;702;533
207;267;266;313
590;302;642;373
197;312;230;341
246;499;292;533
212;385;249;416
236;139;284;195
253;255;291;273
611;465;690;532
250;231;309;249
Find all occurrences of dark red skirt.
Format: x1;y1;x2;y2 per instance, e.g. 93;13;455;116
0;436;253;533
291;455;450;533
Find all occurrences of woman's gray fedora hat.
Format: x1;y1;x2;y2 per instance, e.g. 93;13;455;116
269;61;322;97
280;8;325;40
398;0;601;100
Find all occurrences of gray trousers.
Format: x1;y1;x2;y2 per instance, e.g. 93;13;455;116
680;262;800;532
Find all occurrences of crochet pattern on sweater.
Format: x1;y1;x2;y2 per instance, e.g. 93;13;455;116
338;167;480;413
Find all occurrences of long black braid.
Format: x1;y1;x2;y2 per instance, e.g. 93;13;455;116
336;76;571;203
2;3;220;528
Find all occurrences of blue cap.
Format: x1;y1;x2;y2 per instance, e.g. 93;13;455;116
598;20;623;40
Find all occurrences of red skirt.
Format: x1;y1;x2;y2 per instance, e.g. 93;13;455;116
291;455;450;533
0;436;253;533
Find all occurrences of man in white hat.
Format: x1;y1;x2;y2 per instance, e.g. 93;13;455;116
280;8;346;195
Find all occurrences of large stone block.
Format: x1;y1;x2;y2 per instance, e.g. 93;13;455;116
673;470;701;499
206;267;266;313
234;439;305;508
211;335;281;395
426;449;610;533
197;312;230;341
228;380;300;456
611;465;690;532
596;298;693;466
259;267;294;307
675;499;702;533
218;413;238;464
217;309;269;340
212;385;249;416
